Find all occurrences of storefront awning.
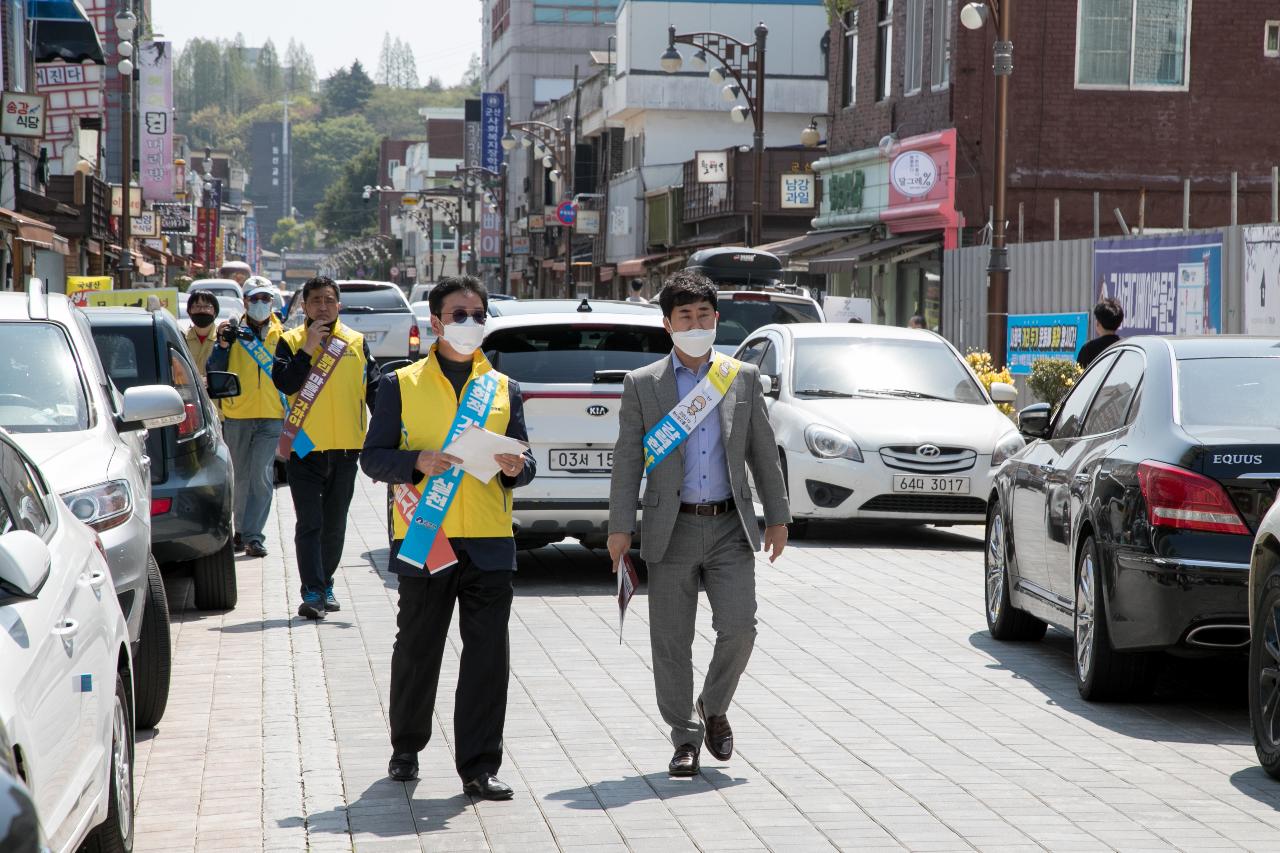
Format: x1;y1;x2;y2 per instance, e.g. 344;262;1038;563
755;228;865;264
808;232;940;274
0;207;71;255
616;253;674;277
29;0;104;64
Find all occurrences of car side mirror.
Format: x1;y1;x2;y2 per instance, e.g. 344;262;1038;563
0;530;50;596
989;381;1018;404
206;371;242;400
761;374;779;397
1017;403;1052;440
118;385;186;432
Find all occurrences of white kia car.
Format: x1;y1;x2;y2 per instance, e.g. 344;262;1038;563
186;277;243;302
0;428;135;853
481;308;672;549
735;323;1021;534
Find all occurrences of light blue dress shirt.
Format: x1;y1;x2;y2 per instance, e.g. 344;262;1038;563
671;351;732;503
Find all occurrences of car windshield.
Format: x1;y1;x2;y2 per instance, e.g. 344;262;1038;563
190;281;240;299
90;326;160;392
0;322;91;432
484;323;672;383
792;337;987;404
1178;357;1280;427
488;299;659;317
716;297;821;347
339;286;409;313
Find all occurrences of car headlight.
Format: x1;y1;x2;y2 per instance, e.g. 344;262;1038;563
804;424;863;462
62;480;133;532
991;431;1026;466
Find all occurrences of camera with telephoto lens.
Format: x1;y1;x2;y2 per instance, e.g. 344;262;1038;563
218;322;255;345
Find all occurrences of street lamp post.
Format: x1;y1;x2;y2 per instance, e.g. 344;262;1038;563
962;0;1013;368
115;5;138;289
503;118;573;297
662;22;769;247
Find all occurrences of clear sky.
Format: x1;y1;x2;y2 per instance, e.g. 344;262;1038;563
152;0;480;86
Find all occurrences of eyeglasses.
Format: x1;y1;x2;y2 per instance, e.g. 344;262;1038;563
438;309;487;325
247;295;273;304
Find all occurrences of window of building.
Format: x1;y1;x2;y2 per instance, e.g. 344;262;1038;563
1076;0;1191;90
842;10;859;107
491;0;511;43
931;0;953;89
904;0;925;95
876;0;894;101
1266;21;1280;58
532;0;615;25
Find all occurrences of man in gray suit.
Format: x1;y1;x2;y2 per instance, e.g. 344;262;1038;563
608;270;790;777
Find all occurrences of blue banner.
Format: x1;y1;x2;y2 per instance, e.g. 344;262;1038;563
236;334;288;411
1093;233;1224;337
1006;312;1090;376
481;92;505;174
245;218;260;275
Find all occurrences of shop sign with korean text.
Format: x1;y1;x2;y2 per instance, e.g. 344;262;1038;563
154;202;193;235
1;92;45;138
512;236;530;255
479;209;501;265
696;151;728;183
137;41;175;201
576;209;600;235
781;174;814;209
528;214;545;232
110;184;144;217
131;210;160;238
481;92;505;173
1006;313;1090;376
1093;233;1223;337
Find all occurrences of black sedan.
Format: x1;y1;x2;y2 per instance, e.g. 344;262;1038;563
985;336;1279;700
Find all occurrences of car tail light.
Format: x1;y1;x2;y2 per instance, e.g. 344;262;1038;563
175;402;200;439
1137;460;1250;535
409;324;421;354
151;497;172;516
170;352;204;441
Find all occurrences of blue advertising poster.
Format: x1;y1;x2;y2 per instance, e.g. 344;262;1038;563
481;92;505;174
244;218;259;275
1092;233;1223;337
1006;312;1091;375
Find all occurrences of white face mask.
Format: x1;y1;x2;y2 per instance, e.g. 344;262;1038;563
247;302;273;323
670;325;717;359
441;318;485;357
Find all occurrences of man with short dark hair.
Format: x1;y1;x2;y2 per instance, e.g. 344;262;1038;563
272;276;380;619
609;269;791;777
1077;297;1124;368
362;275;535;799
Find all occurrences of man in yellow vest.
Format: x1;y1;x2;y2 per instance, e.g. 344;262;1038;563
208;277;286;558
272;276;380;619
361;275;535;800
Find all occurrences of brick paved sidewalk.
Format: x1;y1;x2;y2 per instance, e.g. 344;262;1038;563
131;472;1280;852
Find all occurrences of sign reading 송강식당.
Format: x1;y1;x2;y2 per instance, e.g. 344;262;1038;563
1006;313;1091;376
1;92;46;138
696;150;728;184
481;92;505;173
136;41;174;201
1093;233;1224;337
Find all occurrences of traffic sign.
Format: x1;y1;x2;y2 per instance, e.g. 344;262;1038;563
556;201;576;226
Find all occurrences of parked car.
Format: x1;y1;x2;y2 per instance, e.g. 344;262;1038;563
684;248;825;350
176;294;242;334
486;297;659;318
286;280;420;366
187;278;243;302
735;324;1020;536
85;307;240;610
0;281;183;729
407;282;435;304
479;310;672;549
409;301;438;351
988;336;1275;702
0;762;42;853
0;428;135;853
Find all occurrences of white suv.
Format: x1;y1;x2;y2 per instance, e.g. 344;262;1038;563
0;281;184;729
481;309;671;549
288;280;421;366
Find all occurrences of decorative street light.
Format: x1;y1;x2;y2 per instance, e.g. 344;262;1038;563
662;22;769;246
962;0;1014;368
115;5;137;289
505;117;575;297
800;113;834;148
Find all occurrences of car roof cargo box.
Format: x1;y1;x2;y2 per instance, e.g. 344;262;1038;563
685;248;783;288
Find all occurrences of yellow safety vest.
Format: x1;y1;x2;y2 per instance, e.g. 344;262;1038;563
391;347;514;541
279;319;369;451
220;317;285;420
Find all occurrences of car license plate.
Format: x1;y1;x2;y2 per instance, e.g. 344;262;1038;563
550;448;613;473
892;475;970;494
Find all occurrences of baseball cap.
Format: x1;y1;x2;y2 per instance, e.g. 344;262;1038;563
244;276;277;299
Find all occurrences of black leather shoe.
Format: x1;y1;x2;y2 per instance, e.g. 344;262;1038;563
388;752;418;782
233;533;244;553
245;541;268;558
463;773;513;800
668;744;700;777
697;698;734;761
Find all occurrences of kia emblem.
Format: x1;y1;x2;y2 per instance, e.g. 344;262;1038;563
587;404;609;417
917;444;941;458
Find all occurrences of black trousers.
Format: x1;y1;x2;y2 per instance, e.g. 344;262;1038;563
286;449;360;596
389;547;514;781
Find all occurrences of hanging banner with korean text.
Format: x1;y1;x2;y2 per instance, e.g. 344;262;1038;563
136;41;174;201
245;218;260;274
1093;233;1223;337
479;209;501;265
1006;313;1090;376
481;92;504;173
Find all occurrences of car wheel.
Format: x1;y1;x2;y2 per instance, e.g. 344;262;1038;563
1249;566;1280;779
82;673;134;853
1074;535;1153;701
133;555;171;730
778;449;808;539
193;536;238;611
984;501;1046;641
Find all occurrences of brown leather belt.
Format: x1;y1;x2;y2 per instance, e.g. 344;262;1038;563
678;498;736;517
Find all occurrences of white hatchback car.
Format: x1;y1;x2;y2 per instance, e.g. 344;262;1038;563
735;323;1022;533
186;278;243;302
481;308;672;549
0;428;135;853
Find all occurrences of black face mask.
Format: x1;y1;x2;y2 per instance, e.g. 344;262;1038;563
190;313;215;329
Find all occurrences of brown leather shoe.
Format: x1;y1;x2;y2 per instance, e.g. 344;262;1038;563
697;698;734;761
668;743;700;777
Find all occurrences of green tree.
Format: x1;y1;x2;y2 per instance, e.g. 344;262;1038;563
269;217;319;252
315;144;379;246
460;53;482;93
376;33;394;86
290;115;380;217
285;39;317;94
256;38;282;99
425;75;443;93
394;38;419;89
322;60;374;117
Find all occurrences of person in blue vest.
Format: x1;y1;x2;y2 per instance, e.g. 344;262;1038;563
361;275;536;800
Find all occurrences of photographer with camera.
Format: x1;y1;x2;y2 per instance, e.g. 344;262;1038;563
207;277;288;558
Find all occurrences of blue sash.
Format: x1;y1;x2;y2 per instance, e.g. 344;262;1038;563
235;334;289;412
398;371;501;571
643;353;741;473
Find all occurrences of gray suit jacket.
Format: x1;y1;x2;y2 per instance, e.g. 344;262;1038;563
609;354;790;563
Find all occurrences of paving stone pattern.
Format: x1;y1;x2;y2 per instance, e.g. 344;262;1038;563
131;472;1280;852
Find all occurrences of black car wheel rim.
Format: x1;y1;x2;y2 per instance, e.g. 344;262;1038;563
1259;603;1280;749
986;514;1006;624
1075;553;1096;681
